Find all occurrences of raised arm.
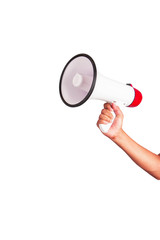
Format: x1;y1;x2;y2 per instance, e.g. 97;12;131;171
97;103;160;180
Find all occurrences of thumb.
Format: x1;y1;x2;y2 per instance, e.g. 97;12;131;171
111;103;124;119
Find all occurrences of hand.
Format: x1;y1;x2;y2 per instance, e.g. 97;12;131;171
97;102;124;140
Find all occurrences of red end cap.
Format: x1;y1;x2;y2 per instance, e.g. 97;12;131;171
128;87;143;107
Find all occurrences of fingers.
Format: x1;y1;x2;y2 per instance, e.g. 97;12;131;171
104;103;112;111
97;102;124;130
97;104;114;127
97;118;109;128
104;102;123;118
99;109;114;122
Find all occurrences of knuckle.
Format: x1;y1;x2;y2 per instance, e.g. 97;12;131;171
104;103;111;109
101;109;106;114
99;114;104;120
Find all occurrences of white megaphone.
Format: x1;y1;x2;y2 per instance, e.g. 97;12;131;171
59;53;142;132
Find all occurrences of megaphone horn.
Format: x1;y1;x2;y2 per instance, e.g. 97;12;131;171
59;53;142;108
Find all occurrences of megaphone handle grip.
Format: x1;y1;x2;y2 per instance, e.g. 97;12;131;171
99;111;116;133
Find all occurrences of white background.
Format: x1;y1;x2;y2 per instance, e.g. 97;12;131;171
0;0;160;239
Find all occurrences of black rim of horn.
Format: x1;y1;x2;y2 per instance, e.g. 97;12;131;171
59;53;97;107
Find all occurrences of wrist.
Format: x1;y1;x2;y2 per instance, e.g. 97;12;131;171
110;128;126;143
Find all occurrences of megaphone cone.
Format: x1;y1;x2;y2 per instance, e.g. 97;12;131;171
59;53;142;108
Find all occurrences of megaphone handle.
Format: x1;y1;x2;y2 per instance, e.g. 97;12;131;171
99;102;122;134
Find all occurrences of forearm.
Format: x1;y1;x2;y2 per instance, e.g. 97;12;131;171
112;130;160;179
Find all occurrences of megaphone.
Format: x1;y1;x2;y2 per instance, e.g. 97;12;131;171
59;53;142;132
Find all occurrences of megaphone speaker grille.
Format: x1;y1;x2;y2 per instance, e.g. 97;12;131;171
59;54;97;107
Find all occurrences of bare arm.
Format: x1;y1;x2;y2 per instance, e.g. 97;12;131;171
97;103;160;180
